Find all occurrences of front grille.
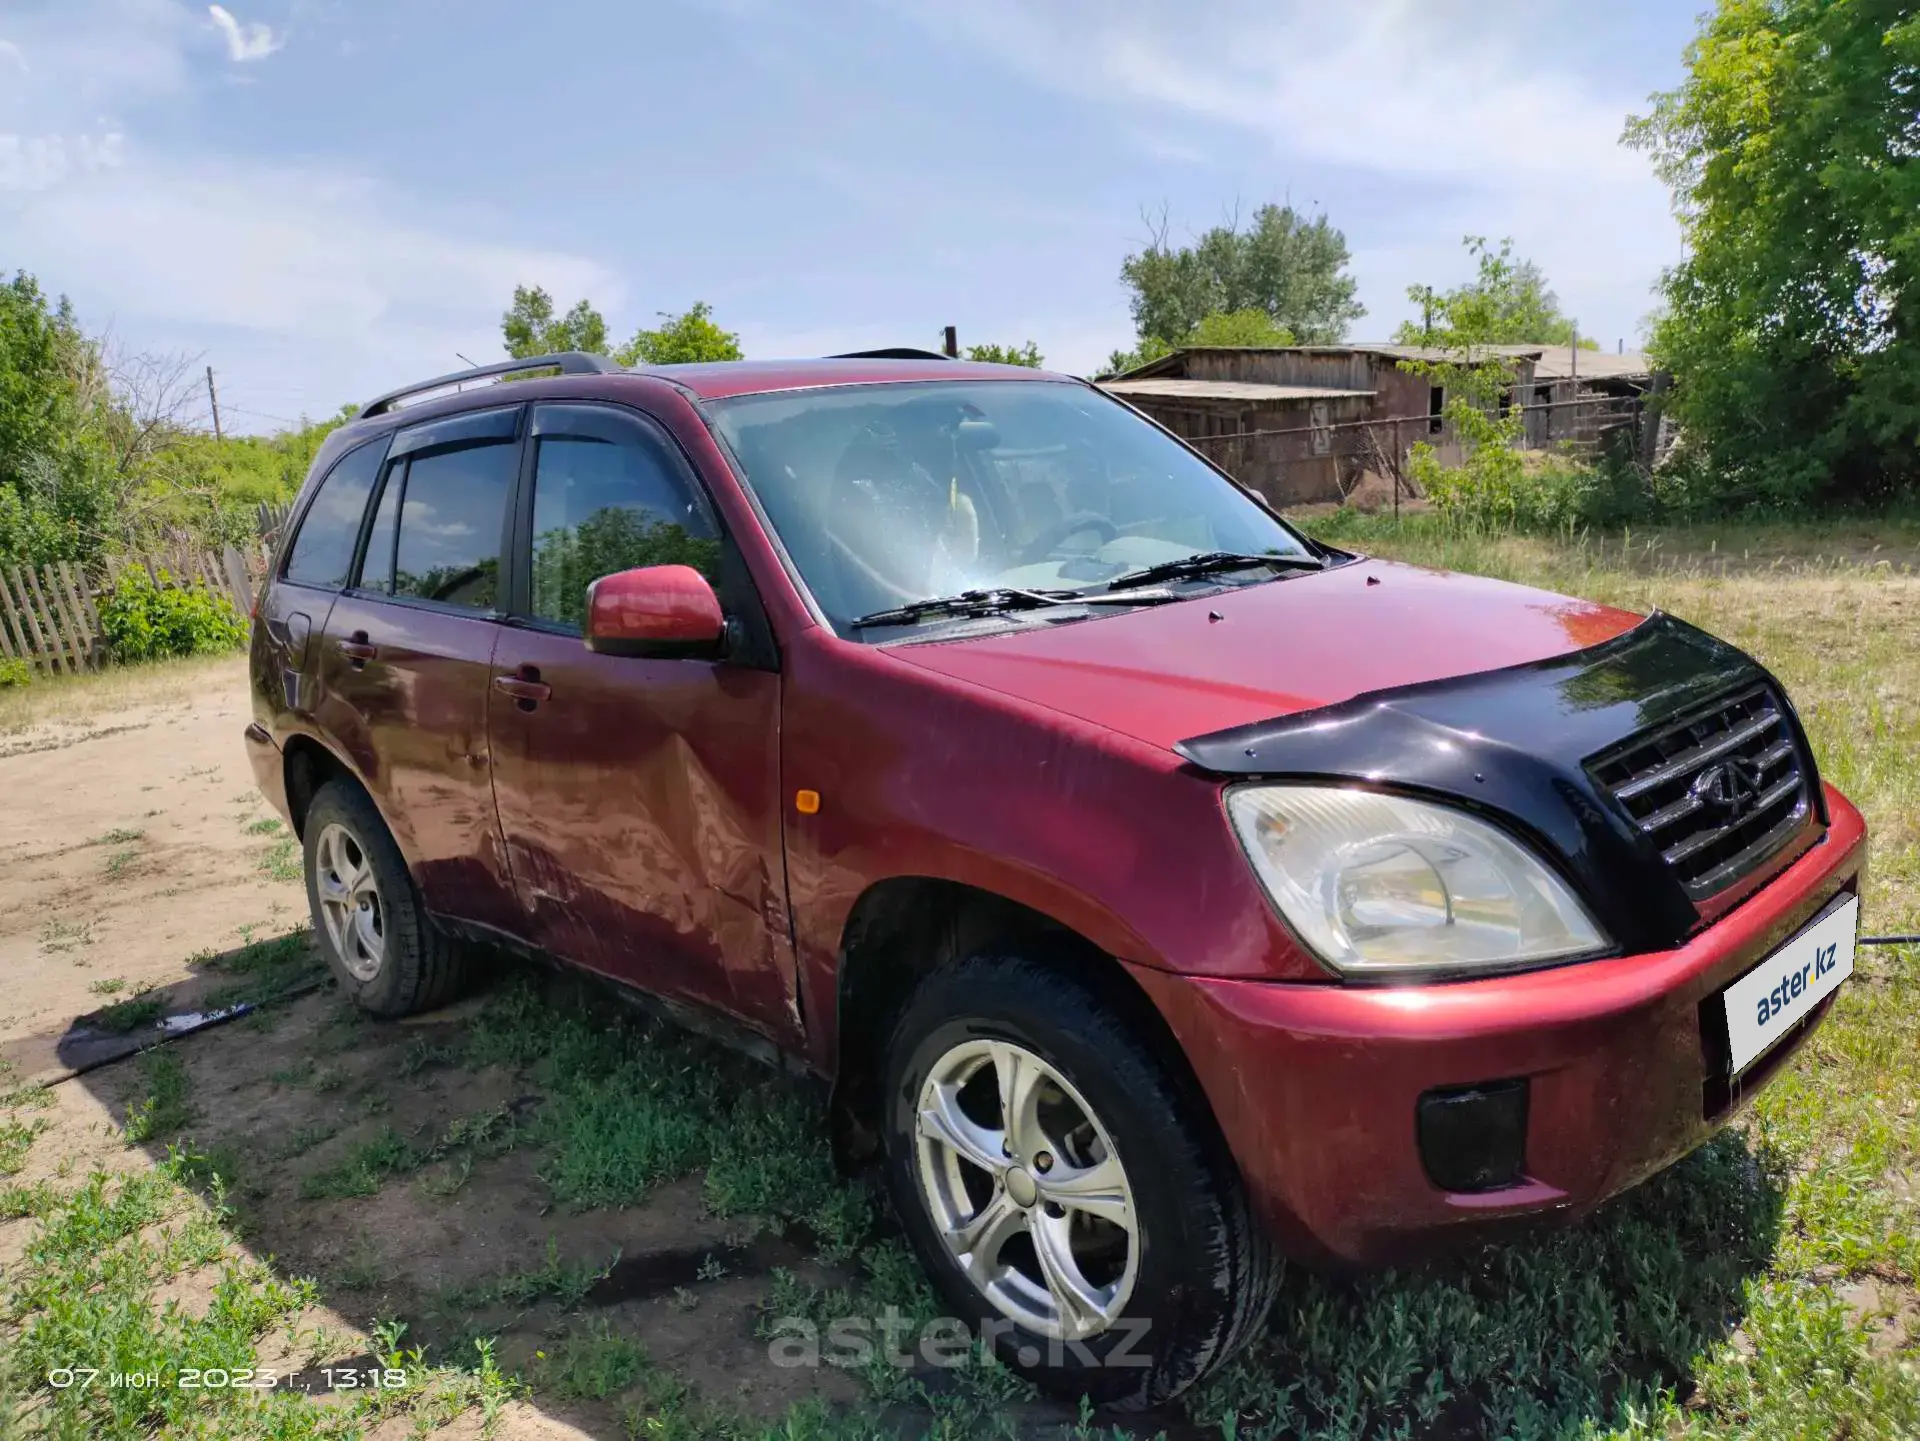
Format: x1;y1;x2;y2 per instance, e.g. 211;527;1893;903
1587;685;1813;900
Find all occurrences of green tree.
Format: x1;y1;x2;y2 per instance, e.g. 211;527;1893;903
1186;309;1296;348
962;340;1043;367
1103;310;1295;375
501;285;611;359
617;302;743;366
0;271;86;485
1625;0;1920;507
1396;237;1594;348
1117;203;1364;357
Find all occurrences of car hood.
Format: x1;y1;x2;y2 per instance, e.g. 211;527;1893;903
888;558;1646;753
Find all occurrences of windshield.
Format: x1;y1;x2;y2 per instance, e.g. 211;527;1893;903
706;379;1317;636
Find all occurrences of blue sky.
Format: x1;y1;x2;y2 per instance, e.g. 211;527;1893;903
2;0;1702;434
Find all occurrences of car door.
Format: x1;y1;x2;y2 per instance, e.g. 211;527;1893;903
487;400;795;1040
312;405;524;939
259;435;390;720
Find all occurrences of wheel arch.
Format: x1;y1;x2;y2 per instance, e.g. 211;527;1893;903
282;732;371;840
827;875;1217;1173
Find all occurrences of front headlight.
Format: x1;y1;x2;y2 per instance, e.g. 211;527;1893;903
1225;784;1608;978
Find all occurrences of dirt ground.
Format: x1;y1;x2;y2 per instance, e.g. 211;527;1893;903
0;658;888;1440
0;657;304;1063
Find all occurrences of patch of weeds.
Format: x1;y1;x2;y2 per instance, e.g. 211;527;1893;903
5;1162;322;1440
419;1153;474;1198
122;1048;191;1142
467;979;879;1253
359;1090;392;1117
442;1235;617;1313
0;1178;63;1219
38;917;95;953
244;816;284;836
257;835;302;882
296;1124;421;1200
87;975;128;996
271;1058;317;1088
0;1116;44;1175
200;930;321;1012
523;1317;644;1402
400;1035;461;1077
88;990;165;1033
310;1062;347;1092
92;826;145;845
0;1083;54;1112
103;846;141;878
332;1235;389;1292
267;1121;340;1162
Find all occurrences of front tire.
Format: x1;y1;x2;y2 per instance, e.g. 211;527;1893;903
881;952;1279;1410
303;779;469;1017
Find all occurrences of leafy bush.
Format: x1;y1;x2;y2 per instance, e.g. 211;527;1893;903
1412;434;1656;534
0;657;29;688
98;568;247;663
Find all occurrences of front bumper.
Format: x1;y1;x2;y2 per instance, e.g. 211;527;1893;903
1131;783;1868;1266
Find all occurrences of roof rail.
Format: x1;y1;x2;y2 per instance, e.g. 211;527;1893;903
360;351;624;418
828;347;956;361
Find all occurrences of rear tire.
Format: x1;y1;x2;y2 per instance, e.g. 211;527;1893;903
880;952;1279;1411
302;779;469;1017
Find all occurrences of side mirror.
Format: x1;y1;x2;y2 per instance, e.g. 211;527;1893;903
583;565;725;659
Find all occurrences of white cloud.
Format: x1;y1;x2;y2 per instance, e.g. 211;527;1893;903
2;0;620;428
891;0;1680;345
207;4;280;62
0;40;27;73
5;157;626;421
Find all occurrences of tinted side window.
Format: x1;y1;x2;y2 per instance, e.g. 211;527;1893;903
391;442;515;609
355;461;403;593
527;406;719;629
284;440;384;589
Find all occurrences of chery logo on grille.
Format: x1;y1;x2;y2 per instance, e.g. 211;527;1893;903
1690;756;1766;821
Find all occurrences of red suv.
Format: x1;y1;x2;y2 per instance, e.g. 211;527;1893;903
246;351;1865;1408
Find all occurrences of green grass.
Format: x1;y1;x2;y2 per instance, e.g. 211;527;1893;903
242;816;284;836
122;1048;191;1143
256;836;302;882
296;1124;421;1200
91;827;146;845
461;980;872;1253
0;1117;43;1175
88;991;165;1034
523;1318;644;1401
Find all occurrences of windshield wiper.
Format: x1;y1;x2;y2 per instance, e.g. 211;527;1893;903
850;588;1070;630
851;585;1187;630
1105;550;1324;592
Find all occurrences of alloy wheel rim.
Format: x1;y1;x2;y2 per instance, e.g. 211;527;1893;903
913;1038;1139;1342
314;822;385;983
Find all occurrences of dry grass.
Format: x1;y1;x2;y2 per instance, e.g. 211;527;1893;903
0;653;246;736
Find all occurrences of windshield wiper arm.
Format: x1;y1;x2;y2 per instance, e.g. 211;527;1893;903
851;584;1191;630
1106;550;1324;592
850;588;1069;630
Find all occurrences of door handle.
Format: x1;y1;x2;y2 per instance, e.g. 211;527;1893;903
337;632;376;667
493;672;552;707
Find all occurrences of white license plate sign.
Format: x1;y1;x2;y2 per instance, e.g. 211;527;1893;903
1723;894;1857;1074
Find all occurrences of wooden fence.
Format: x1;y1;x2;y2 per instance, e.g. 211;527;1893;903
0;545;263;676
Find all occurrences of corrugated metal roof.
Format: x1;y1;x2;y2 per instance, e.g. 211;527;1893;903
1099;378;1376;403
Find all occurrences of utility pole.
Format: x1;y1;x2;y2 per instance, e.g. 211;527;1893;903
942;325;958;359
205;365;224;442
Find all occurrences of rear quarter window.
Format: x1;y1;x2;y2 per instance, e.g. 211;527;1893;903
284;439;386;589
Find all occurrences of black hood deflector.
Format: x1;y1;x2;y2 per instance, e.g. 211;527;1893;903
1175;612;1824;952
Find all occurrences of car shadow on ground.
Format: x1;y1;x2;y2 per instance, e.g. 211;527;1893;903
50;930;1787;1440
